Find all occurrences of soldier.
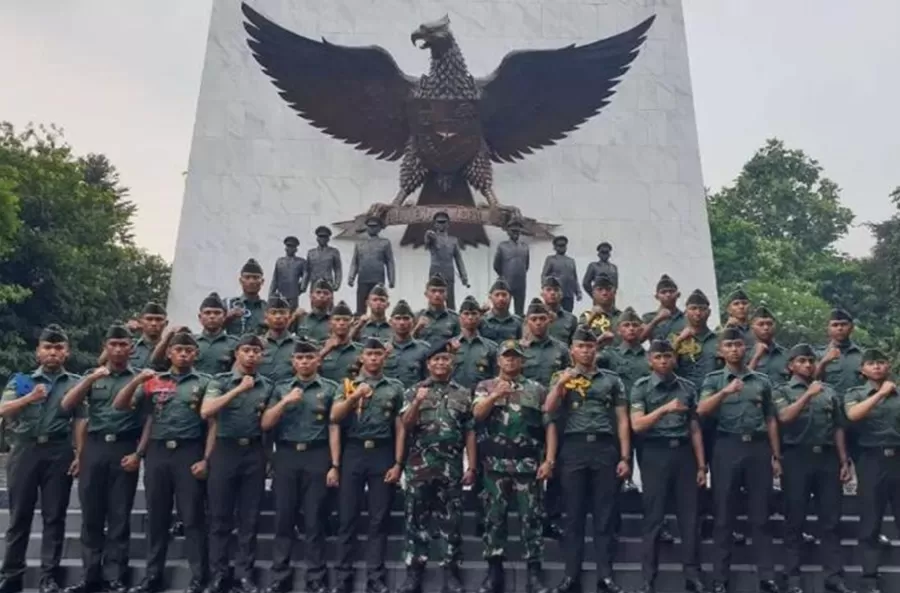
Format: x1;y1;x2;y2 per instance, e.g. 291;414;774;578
493;219;529;316
261;339;340;593
225;258;269;336
348;216;396;316
542;277;578;345
269;235;307;310
697;328;782;593
597;308;647;392
112;332;213;593
385;300;431;388
0;325;82;593
300;226;343;294
60;323;145;593
201;335;273;593
672;290;719;387
452;297;498;389
579;274;621;345
721;287;753;344
746;305;789;385
479;278;523;344
319;301;364;383
581;241;618;295
424;211;470;310
540;235;581;313
544;326;631;593
195;292;239;376
775;344;854;593
640;275;686;342
844;350;900;593
295;278;334;344
129;302;168;369
629;340;707;593
397;341;477;593
259;294;297;384
414;274;462;344
815;308;865;394
472;340;555;593
352;284;392;343
330;338;405;593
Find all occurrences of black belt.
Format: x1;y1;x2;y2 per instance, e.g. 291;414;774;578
346;438;392;450
21;433;70;445
643;436;690;448
717;432;767;443
862;445;900;458
276;439;328;452
479;441;540;458
217;437;262;446
563;433;615;443
151;438;202;450
88;430;142;443
783;443;834;454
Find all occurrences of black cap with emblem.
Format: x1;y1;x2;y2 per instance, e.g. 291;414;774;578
293;338;318;354
685;289;710;307
719;327;743;342
498;339;525;357
830;308;853;323
283;236;300;247
787;343;816;361
362;337;386;351
315;226;332;237
332;300;353;318
571;325;597;344
105;322;132;341
39;324;68;344
655;274;678;292
490;278;511;293
240;258;264;275
169;332;198;348
425;339;453;360
200;292;226;311
141;302;167;316
236;334;265;349
526;298;549;317
391;299;414;318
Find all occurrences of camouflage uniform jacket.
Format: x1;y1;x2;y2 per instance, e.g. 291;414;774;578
473;377;548;474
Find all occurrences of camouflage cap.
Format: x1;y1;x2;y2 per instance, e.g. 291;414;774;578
498;339;524;357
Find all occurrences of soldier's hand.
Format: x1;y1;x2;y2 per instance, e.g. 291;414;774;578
493;380;513;399
481;300;491;313
354;383;373;400
91;366;111;380
30;384;48;403
575;293;583;302
878;381;897;396
666;398;689;414
356;314;370;326
655;308;672;322
383;342;394;356
806;381;824;397
67;456;80;478
190;459;208;480
120;453;141;472
138;369;157;382
226;307;244;320
294;307;308;320
771;457;783;479
461;467;476;486
536;460;554;481
598;331;615;345
414;387;429;403
725;316;740;328
839;461;853;484
462;280;471;288
125;319;141;332
696;466;708;488
723;378;744;395
616;459;631;480
348;278;355;287
753;341;769;358
677;326;695;342
384;463;402;484
326;467;340;487
823;347;841;363
323;336;340;351
389;281;395;289
556;368;579;387
414;316;430;330
238;375;256;392
449;338;462;353
284;387;303;405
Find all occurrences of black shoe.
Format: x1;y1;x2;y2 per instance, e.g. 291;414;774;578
552;577;580;593
365;578;389;593
205;575;230;593
0;577;22;593
825;582;857;593
398;563;424;593
525;563;547;593
621;480;639;493
264;581;290;593
478;558;504;593
39;577;61;593
442;565;464;593
307;581;328;593
596;578;622;593
632;583;653;593
731;531;746;545
293;525;303;540
786;587;804;593
64;581;104;593
542;522;563;540
801;532;819;545
185;580;206;593
862;588;882;593
658;524;675;544
711;582;727;593
129;578;163;593
759;580;782;593
233;579;258;593
685;578;708;593
170;520;185;537
330;577;353;593
107;581;128;593
878;533;891;547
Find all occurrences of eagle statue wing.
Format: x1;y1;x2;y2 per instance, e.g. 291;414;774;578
242;3;414;161
477;16;655;163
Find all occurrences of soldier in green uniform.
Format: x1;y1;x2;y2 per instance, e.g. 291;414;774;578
0;325;82;593
697;328;783;593
452;297;498;389
330;338;405;593
353;284;393;343
201;335;273;593
60;323;144;593
479;278;523;343
640;275;686;342
579;273;621;345
721;287;753;346
545;326;631;593
672;290;719;387
259;294;297;384
597;308;647;392
319;301;363;383
629;340;707;593
225;259;269;336
111;332;213;593
261;339;340;593
472;340;556;593
295;278;334;343
746;305;789;385
414;275;461;344
384;300;430;388
815;308;865;394
195;292;239;376
774;344;853;593
542;276;578;345
844;349;900;593
128;302;168;369
397;341;476;593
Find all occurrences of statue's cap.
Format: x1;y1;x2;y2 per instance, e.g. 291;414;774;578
553;235;568;245
315;226;332;237
432;211;450;222
283;236;299;246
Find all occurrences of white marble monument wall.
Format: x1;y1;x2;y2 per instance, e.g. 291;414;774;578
168;0;718;324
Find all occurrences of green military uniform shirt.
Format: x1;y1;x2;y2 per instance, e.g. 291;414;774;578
452;334;498;390
335;373;404;441
195;331;238;376
259;332;297;384
674;328;720;387
598;343;648;394
401;380;473;484
296;310;332;344
224;295;268;336
774;378;843;446
134;370;210;441
629;373;697;439
416;308;461;344
473;377;548;474
580;307;622;342
844;382;900;447
479;311;523;344
700;369;775;436
268;374;338;443
359;319;392;343
129;335;161;370
548;306;578;345
84;366;143;435
1;368;83;444
384;338;430;388
523;336;571;387
551;368;626;435
752;342;789;386
816;341;865;395
642;309;688;342
320;341;363;383
206;371;273;439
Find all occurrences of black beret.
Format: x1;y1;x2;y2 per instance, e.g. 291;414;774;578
293;338;318;354
236;334;265;349
656;274;677;292
362;337;386;350
39;324;68;344
552;235;568;245
526;298;549;316
490;278;511;293
685;289;710;307
727;287;750;303
311;278;333;292
425;339;453;360
369;284;389;298
542;276;562;289
592;273;615;290
787;343;816;361
141;302;167;316
597;242;612;251
432;211;450;222
618;307;642;324
169;332;198;348
648;339;674;354
240;258;264;275
571;325;597;343
391;299;414;317
200;292;225;311
719;327;744;342
315;225;332;237
459;297;481;313
283;236;299;246
830;308;853;323
331;300;353;317
426;274;448;289
751;305;775;321
105;322;132;340
267;293;292;310
862;348;889;364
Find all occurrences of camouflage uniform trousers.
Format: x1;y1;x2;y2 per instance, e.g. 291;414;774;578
481;470;544;562
403;477;463;566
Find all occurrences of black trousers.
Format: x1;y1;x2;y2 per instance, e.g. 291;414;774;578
208;439;266;580
559;436;620;580
144;439;207;582
271;443;330;586
782;445;843;587
711;436;774;582
1;440;73;581
335;441;396;584
544;476;562;526
355;282;379;316
857;446;900;588
640;440;700;585
79;433;141;582
560;296;574;313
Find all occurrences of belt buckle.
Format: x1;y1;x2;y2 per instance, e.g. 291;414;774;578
812;445;823;453
105;434;116;443
165;440;178;450
741;434;752;443
885;448;895;458
364;439;375;449
296;443;307;452
586;434;597;443
669;439;680;448
238;438;250;446
37;435;49;444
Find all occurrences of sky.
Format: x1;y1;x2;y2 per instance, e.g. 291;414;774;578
1;0;897;261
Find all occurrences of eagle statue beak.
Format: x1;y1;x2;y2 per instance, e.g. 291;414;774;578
411;27;428;48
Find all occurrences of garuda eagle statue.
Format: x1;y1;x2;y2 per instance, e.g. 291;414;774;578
242;3;654;247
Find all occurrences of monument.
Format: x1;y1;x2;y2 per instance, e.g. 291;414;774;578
168;0;719;324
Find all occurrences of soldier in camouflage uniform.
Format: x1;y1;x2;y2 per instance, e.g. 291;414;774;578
479;278;523;344
194;293;239;376
398;341;476;593
542;276;578;345
579;273;621;346
472;340;555;593
385;300;431;388
641;275;686;343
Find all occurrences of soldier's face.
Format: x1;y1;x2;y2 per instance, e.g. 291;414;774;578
266;308;291;332
719;339;746;365
361;348;387;373
490;290;510;311
331;316;352;337
789;356;816;381
368;295;389;316
828;320;853;342
426;287;447;307
293;353;319;377
433;219;448;232
861;360;890;382
648;352;675;375
618;321;641;343
36;342;68;370
199;308;226;332
598;247;611;261
391;315;413;336
497;353;524;375
656;288;679;308
592;287;615;306
285;245;298;256
105;338;133;365
554;242;566;255
167;345;198;369
426;353;453;380
542;286;561;306
508;229;520;241
686;304;710;326
752;318;775;342
311;289;332;309
235;345;263;371
317;235;329;247
240;273;264;295
141;314;168;339
460;310;481;330
570;340;597;367
527;313;550;337
366;222;381;237
728;300;750;321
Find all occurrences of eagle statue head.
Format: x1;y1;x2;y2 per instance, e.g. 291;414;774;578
410;15;454;56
